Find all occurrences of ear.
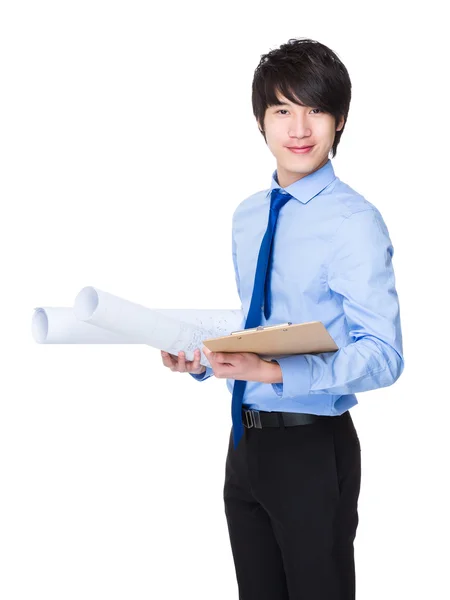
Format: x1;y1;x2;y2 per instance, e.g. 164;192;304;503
336;115;345;132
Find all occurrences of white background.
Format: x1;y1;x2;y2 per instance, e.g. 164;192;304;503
1;1;448;598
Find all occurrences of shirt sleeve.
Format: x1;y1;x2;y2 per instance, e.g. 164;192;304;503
271;208;405;401
189;366;214;382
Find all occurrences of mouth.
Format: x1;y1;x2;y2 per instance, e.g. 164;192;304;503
286;145;314;154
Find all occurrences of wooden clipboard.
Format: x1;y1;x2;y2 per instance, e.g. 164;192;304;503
202;321;339;362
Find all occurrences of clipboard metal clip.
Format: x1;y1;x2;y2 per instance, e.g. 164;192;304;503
230;322;292;335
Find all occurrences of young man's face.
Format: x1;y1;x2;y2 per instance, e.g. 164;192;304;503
258;92;344;188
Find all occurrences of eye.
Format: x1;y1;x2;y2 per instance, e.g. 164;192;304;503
275;108;322;115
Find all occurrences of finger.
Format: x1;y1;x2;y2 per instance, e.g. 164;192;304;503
214;352;238;364
194;348;201;366
178;351;186;372
161;351;176;368
186;349;198;373
192;348;201;369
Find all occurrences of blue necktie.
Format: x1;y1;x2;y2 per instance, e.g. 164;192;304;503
231;188;293;448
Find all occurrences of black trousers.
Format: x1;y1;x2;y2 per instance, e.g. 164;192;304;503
223;410;361;600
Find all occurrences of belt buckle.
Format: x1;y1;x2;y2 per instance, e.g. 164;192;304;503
243;409;253;428
252;410;262;429
243;409;262;429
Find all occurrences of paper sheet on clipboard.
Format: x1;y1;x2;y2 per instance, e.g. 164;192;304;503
202;321;339;361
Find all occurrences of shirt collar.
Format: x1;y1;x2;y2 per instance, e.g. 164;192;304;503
266;158;336;204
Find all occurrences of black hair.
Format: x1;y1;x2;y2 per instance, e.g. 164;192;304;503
251;38;352;158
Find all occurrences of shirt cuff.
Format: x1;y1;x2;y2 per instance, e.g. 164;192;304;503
189;366;214;381
270;355;310;398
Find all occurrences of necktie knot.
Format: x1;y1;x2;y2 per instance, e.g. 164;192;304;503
270;188;293;215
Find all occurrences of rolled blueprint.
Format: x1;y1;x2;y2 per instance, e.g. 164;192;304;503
32;307;136;344
32;286;245;367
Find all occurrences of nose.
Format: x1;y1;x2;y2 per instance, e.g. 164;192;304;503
288;114;312;138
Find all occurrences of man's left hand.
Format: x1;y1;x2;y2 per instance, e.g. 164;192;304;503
202;346;273;383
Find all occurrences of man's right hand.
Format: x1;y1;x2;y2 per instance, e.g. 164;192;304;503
161;349;207;375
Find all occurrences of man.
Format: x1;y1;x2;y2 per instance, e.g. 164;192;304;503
162;37;404;600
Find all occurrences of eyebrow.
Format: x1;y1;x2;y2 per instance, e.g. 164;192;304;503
273;100;307;107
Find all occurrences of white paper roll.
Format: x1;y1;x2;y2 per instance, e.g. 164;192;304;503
32;307;137;344
32;286;245;367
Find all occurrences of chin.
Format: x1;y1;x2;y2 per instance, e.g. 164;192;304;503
289;152;327;166
281;158;318;172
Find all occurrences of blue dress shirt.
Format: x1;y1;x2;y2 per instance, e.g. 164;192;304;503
191;159;404;416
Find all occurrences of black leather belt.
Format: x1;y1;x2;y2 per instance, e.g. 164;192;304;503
242;407;327;429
